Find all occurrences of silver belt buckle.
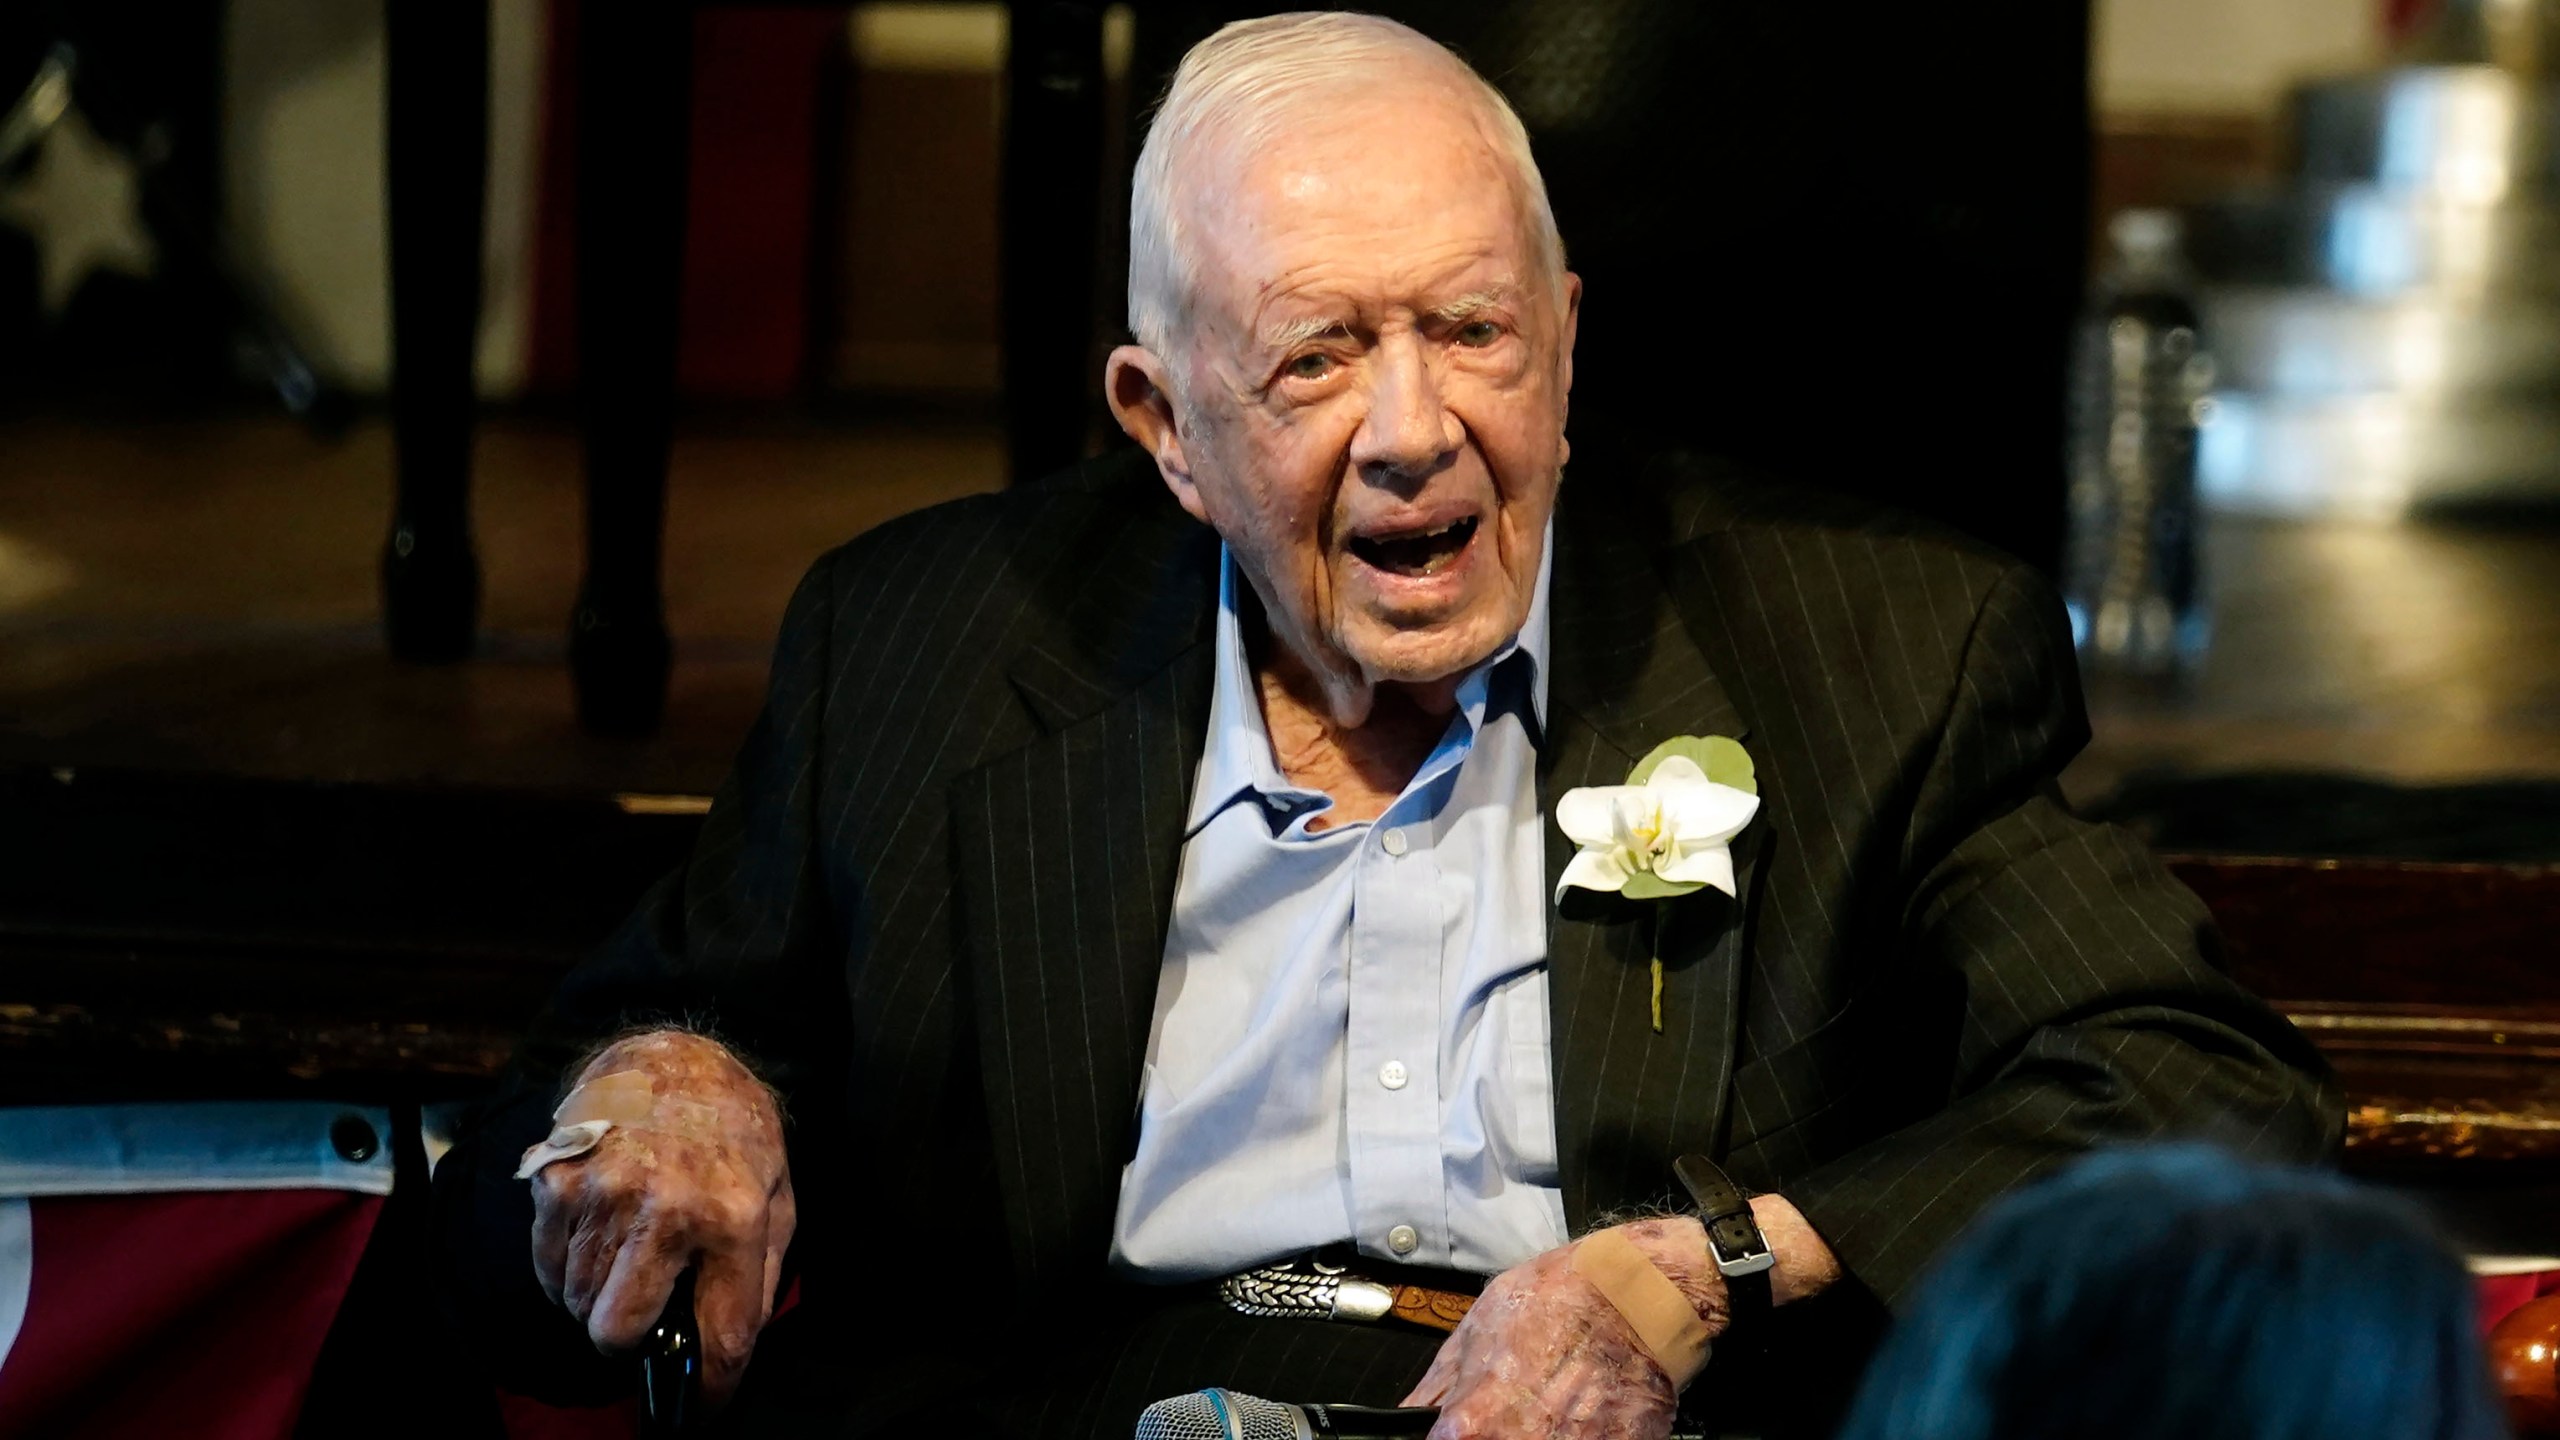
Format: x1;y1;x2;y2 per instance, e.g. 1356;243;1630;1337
1219;1254;1396;1324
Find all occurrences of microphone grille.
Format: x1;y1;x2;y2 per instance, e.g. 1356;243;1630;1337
1134;1388;1304;1440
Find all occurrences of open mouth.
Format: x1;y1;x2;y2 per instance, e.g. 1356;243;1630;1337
1348;514;1480;578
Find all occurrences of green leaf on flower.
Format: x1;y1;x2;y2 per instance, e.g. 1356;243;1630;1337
1620;872;1705;901
1626;734;1755;795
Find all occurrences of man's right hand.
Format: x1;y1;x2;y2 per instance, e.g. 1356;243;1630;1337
527;1029;795;1407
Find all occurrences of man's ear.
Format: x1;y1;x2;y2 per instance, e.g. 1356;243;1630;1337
1558;271;1583;401
1557;272;1583;466
1105;345;1207;524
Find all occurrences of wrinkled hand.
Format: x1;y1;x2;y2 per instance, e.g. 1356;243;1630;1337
528;1030;794;1406
1403;1218;1727;1440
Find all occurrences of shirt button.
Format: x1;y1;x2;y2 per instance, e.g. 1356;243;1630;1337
1380;827;1408;856
1387;1224;1420;1256
1379;1059;1409;1090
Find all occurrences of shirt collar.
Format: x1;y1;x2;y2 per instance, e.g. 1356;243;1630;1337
1185;523;1553;837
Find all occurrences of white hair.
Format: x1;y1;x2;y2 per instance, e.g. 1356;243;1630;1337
1124;11;1566;355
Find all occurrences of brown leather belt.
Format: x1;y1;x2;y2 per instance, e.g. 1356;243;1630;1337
1218;1256;1480;1334
1385;1284;1476;1333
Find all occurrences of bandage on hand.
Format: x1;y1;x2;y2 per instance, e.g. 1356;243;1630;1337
1402;1217;1723;1440
524;1030;795;1409
516;1067;731;1179
515;1070;656;1178
1572;1228;1715;1388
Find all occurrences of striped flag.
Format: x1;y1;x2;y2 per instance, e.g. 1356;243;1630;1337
0;1103;392;1438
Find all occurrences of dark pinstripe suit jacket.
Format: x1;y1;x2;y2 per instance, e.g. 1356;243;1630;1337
437;440;2340;1435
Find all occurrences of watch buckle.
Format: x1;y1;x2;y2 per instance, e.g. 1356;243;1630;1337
1712;1236;1776;1279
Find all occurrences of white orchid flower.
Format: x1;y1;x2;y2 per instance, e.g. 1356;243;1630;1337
1554;754;1760;902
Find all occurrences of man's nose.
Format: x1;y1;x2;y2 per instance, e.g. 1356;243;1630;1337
1350;335;1461;482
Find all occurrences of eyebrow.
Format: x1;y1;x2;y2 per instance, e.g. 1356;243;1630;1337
1259;313;1351;351
1255;285;1521;352
1424;287;1515;324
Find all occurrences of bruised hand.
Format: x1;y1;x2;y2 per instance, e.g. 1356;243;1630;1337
1402;1217;1727;1440
527;1030;794;1407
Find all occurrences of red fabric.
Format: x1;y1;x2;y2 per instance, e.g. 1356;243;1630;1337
2382;0;2440;44
527;2;835;399
2481;1269;2560;1332
672;10;837;398
0;1191;382;1440
527;0;582;397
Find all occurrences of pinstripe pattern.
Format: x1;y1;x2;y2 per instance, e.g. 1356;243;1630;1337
1540;498;1763;1229
438;439;2339;1432
954;637;1213;1284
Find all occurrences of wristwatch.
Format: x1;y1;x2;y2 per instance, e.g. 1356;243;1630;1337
1673;1154;1773;1335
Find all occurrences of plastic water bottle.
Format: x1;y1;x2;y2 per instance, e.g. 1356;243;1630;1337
2064;209;2216;677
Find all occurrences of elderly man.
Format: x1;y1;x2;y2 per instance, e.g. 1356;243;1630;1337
438;13;2337;1438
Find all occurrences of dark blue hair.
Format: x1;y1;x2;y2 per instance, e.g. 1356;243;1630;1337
1833;1145;2505;1440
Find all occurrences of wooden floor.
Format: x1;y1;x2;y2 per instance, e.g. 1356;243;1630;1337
2;411;2555;806
0;414;1001;794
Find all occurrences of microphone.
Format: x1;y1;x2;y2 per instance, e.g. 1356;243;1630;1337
1135;1388;1434;1440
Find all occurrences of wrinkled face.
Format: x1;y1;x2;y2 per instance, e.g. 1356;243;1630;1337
1128;87;1579;697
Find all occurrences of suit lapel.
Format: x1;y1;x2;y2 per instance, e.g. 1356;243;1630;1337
954;505;1218;1288
953;466;1769;1268
1542;482;1762;1230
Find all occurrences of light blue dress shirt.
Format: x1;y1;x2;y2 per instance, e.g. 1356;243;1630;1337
1109;537;1571;1281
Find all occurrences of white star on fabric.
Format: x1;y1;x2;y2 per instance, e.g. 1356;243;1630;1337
0;101;157;319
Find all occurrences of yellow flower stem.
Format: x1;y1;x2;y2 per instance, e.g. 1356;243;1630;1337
1650;904;1666;1034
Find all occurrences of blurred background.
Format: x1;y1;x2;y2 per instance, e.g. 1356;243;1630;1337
7;2;2560;1433
0;3;2554;1039
0;0;2550;822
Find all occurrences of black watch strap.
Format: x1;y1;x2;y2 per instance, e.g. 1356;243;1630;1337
1673;1154;1772;1333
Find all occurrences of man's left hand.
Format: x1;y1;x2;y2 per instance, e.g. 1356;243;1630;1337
1401;1217;1727;1440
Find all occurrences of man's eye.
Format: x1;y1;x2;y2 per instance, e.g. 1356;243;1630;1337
1456;320;1503;346
1286;353;1335;380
